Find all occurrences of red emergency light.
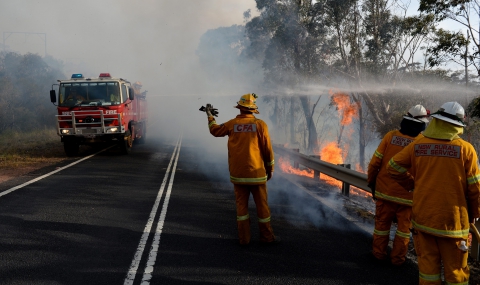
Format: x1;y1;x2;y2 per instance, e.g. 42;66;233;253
99;73;111;78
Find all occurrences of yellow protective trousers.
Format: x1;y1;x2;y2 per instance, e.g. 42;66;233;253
413;230;469;285
234;184;275;244
373;199;412;265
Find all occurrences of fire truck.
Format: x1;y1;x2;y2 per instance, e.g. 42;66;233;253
49;73;147;156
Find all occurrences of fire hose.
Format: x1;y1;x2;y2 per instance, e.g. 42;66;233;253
471;222;480;243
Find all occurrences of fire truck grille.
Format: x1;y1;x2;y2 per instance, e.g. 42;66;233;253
81;129;98;134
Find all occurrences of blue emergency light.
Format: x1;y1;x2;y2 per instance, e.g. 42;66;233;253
71;74;84;79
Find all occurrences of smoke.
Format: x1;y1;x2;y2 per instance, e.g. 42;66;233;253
0;0;258;96
1;0;474;232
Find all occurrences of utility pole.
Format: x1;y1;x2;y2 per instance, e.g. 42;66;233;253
3;32;47;57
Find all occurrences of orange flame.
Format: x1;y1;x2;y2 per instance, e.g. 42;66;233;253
318;142;344;187
320;142;343;165
278;157;314;178
355;163;365;173
330;91;358;126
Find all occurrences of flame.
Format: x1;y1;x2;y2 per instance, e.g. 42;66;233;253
279;142;372;199
278;157;314;178
351;186;373;198
329;91;358;126
320;142;343;165
318;142;344;187
355;163;365;173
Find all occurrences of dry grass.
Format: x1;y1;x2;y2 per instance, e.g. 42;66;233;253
0;128;66;170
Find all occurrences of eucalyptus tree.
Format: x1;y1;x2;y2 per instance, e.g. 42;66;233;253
0;52;64;134
245;0;332;153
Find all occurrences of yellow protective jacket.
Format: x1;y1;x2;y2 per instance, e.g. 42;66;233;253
208;114;274;185
387;124;480;239
367;130;420;206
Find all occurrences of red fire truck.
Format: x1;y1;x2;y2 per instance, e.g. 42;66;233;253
49;73;147;156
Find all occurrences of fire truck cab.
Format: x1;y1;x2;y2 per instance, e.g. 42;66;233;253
49;73;147;156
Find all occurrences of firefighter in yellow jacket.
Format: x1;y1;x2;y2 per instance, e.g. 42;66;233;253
204;93;277;245
387;101;480;284
368;104;429;266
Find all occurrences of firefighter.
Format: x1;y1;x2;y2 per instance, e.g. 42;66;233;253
204;93;278;245
387;101;480;284
367;104;429;266
66;87;85;102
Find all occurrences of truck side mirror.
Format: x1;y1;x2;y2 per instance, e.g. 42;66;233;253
129;87;135;100
50;90;57;103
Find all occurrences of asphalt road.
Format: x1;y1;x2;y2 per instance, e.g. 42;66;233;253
0;134;419;285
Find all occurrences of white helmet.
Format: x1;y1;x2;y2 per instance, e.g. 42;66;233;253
430;101;465;127
403;104;429;123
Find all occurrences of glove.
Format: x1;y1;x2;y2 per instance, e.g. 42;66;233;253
368;183;376;201
267;171;273;181
204;104;219;117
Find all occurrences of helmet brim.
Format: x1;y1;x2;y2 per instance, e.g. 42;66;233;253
235;105;259;114
403;116;429;123
431;114;465;127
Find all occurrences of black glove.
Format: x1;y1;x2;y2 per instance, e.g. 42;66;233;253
204;104;219;117
368;183;376;201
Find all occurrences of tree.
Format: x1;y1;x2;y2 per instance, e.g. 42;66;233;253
244;0;333;153
419;0;480;77
0;52;65;134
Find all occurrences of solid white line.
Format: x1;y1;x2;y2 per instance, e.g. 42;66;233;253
141;134;182;284
123;137;181;285
0;146;114;198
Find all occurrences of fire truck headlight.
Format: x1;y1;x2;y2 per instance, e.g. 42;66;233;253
61;129;70;134
107;127;118;133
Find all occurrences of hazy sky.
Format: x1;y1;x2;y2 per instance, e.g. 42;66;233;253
0;0;468;98
0;0;257;96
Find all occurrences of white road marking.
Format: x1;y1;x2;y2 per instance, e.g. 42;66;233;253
0;146;114;198
141;135;182;284
123;136;182;285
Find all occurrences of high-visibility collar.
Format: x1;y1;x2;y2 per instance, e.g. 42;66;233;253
423;118;463;141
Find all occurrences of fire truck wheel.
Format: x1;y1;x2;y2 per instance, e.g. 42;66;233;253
119;135;133;154
64;141;79;157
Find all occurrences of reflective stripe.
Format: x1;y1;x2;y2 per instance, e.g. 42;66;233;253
374;229;390;236
388;158;407;173
412;220;469;238
446;281;469;285
419;272;441;282
230;176;267;183
267;160;274;166
237;214;250;221
375;192;413;206
208;120;216;128
374;150;383;159
258;216;271;223
467;174;480;185
395;230;410;239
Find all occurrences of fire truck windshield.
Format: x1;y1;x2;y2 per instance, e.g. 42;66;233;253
58;82;121;107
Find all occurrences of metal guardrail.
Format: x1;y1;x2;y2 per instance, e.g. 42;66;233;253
273;144;370;193
272;144;479;260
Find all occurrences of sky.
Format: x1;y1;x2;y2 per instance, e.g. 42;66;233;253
0;0;258;97
0;0;470;96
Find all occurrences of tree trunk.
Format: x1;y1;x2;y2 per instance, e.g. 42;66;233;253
352;93;365;170
299;95;319;154
290;96;295;145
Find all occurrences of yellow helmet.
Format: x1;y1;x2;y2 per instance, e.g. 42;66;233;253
235;93;259;114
